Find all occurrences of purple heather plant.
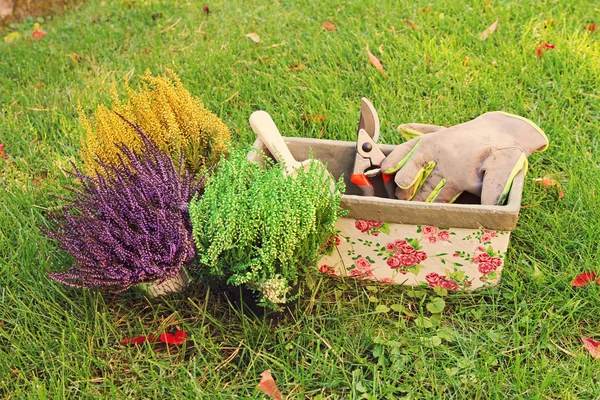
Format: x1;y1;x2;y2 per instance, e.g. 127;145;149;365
47;118;204;292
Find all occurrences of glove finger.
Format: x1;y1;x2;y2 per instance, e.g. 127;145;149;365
398;123;445;141
393;160;436;200
381;138;423;174
412;177;463;203
480;148;527;205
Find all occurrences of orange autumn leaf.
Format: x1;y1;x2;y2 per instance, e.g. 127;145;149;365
367;47;386;76
301;113;326;124
322;21;336;31
582;337;600;359
480;19;499;40
257;370;283;400
534;177;564;198
586;23;597;32
571;271;596;287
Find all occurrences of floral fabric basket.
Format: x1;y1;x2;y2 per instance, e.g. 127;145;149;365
249;137;525;291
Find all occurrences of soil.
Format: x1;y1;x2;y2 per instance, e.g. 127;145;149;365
1;0;81;26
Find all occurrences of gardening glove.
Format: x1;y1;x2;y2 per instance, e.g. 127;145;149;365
380;111;549;205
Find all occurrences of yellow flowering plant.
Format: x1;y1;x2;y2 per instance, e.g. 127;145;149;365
79;69;230;176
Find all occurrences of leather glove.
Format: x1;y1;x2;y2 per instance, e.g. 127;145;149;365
380;111;549;205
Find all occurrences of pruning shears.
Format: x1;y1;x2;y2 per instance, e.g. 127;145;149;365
350;98;396;198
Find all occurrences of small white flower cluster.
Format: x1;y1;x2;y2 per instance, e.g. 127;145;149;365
259;275;290;304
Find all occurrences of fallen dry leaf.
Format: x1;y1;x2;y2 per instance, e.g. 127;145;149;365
536;42;555;56
587;22;597;32
4;31;20;43
301;114;326;124
69;52;83;63
257;370;283;400
322;21;336;31
534;177;564;198
480;19;499;40
288;63;306;72
571;271;596;287
202;5;210;15
245;32;260;43
421;7;431;13
404;19;419;30
582;337;600;359
367;47;386;76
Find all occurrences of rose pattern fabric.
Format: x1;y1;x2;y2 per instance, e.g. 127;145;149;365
319;220;509;290
349;257;375;278
425;272;459;291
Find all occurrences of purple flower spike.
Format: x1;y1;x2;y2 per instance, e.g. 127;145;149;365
47;117;205;292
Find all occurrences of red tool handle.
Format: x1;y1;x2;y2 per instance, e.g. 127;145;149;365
351;173;375;196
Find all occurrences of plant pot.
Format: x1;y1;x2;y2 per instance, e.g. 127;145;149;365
135;268;191;298
249;137;525;291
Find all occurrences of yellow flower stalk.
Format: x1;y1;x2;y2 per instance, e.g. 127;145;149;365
80;69;230;176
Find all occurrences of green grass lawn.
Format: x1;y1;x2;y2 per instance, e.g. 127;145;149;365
2;0;600;398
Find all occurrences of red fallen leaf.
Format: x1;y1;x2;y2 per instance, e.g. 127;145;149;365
31;30;47;40
121;335;157;345
257;370;283;400
367;47;386;76
322;21;336;31
582;337;600;359
202;6;210;15
587;23;597;32
534;177;564;198
480;19;499;40
571;271;596;287
536;42;555;56
158;330;188;345
0;144;7;159
0;322;4;327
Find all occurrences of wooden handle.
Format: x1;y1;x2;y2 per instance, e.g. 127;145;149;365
249;111;301;174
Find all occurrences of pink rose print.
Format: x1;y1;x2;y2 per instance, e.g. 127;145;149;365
371;231;379;236
319;264;336;276
474;253;491;263
481;234;492;243
401;243;416;254
354;257;371;270
438;230;450;241
484;229;498;237
473;253;502;275
369;221;383;229
422;226;438;236
378;277;395;284
428;236;437;244
425;272;459;291
399;254;419;267
355;220;370;233
453;253;460;257
478;261;497;274
350;257;375;278
385;240;427;269
319;235;341;252
387;256;401;268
